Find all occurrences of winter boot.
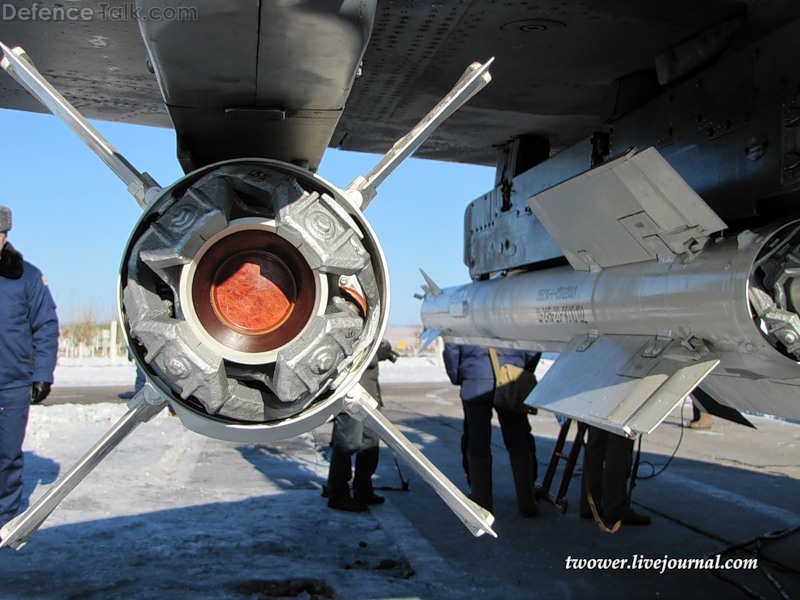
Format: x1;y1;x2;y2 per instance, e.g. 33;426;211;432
688;411;713;430
326;450;367;512
353;446;384;505
467;456;493;512
621;507;652;525
510;453;539;517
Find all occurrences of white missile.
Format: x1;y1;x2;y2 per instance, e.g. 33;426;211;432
421;148;800;436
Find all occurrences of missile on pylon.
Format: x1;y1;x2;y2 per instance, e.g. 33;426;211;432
420;148;800;436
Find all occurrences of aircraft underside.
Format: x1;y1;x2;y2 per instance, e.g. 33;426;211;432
1;0;799;546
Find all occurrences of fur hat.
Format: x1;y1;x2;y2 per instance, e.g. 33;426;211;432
0;206;10;232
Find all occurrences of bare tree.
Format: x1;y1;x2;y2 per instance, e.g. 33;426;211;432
62;305;103;351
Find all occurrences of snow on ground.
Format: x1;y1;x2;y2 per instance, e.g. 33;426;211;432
10;355;796;598
6;401;468;599
5;354;508;599
53;354;553;388
53;355;454;388
54;357;138;387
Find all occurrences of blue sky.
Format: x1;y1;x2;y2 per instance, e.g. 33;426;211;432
0;108;494;326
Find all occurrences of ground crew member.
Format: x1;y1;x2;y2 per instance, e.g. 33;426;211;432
326;339;397;512
0;205;59;529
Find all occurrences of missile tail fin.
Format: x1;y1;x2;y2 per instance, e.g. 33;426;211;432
418;328;442;353
419;269;443;296
525;334;719;438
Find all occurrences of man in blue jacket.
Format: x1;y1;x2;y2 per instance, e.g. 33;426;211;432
0;206;59;529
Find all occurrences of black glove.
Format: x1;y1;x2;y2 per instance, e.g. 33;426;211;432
31;382;52;404
377;339;398;362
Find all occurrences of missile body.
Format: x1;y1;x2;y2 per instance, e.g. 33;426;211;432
422;224;800;381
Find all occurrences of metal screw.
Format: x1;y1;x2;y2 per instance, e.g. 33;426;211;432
166;357;188;377
308;211;334;239
783;107;800;128
784;152;800;171
311;350;336;374
745;136;768;161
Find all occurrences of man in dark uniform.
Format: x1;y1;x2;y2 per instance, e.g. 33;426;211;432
0;205;59;529
443;343;541;517
579;426;651;527
325;339;397;512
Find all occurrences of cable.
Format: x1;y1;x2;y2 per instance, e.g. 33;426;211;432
636;396;688;480
375;450;410;492
709;525;800;599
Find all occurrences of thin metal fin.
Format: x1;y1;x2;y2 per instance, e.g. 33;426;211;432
0;388;167;550
691;387;755;428
419;269;443;296
0;42;160;208
699;374;800;423
417;328;442;353
343;384;496;538
346;58;494;209
526;334;719;438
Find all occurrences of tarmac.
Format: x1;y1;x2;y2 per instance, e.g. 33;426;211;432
1;380;798;599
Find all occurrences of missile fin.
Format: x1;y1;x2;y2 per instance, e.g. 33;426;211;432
417;328;442;353
343;384;496;538
528;147;727;271
0;387;167;549
0;42;160;208
699;375;800;423
525;334;719;437
419;269;443;296
346;58;493;209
